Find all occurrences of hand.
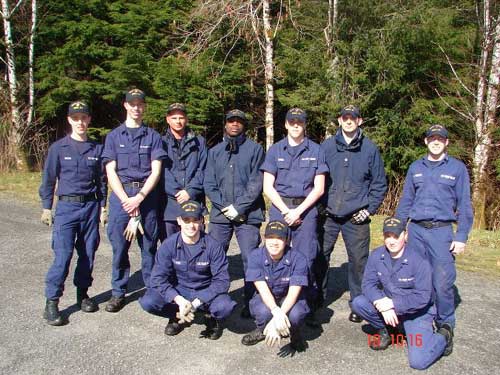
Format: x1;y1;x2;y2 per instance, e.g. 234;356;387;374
175;190;190;204
221;205;239;221
271;306;291;336
123;216;144;241
373;297;394;313
121;195;144;214
100;207;108;227
263;320;281;347
284;208;302;227
381;309;399;327
40;209;52;227
351;209;370;224
191;298;203;311
174;295;195;323
450;241;466;255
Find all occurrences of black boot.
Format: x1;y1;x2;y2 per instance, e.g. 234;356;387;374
241;327;265;346
438;323;454;356
164;318;184;336
105;296;125;313
43;299;64;326
200;316;223;340
369;327;391;351
77;288;97;313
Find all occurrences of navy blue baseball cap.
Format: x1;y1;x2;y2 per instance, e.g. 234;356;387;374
178;200;203;219
225;109;247;124
265;220;289;240
286;108;307;123
340;105;361;118
125;88;146;102
68;101;90;115
383;217;405;236
425;124;448;139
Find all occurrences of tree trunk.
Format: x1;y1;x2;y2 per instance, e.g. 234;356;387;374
263;0;274;150
27;0;37;128
1;0;26;170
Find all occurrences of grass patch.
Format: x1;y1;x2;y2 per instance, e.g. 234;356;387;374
0;171;41;204
369;215;500;278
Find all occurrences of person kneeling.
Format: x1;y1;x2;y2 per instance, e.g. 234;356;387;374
242;221;309;351
352;217;452;370
139;200;236;340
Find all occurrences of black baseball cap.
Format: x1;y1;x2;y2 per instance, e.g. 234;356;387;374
286;108;307;123
265;220;289;240
125;88;146;102
425;124;448;139
340;105;361;118
383;217;405;236
178;200;203;219
68;101;90;115
166;103;187;115
225;109;247;124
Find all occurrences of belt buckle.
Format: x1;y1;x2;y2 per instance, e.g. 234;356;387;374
424;222;433;229
132;182;141;189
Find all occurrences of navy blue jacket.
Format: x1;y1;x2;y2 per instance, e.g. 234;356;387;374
161;128;207;221
204;134;265;224
39;135;107;209
362;243;433;316
395;155;473;243
246;246;309;300
150;232;230;304
321;129;387;217
101;123;167;183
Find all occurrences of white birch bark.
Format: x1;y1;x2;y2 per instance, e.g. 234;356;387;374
263;0;274;150
27;0;37;128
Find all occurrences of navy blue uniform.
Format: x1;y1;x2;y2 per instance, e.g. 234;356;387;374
204;133;265;304
317;128;387;305
159;128;207;241
352;243;447;370
140;232;236;320
40;135;107;300
102;123;167;297
245;246;309;330
395;155;473;327
260;137;328;266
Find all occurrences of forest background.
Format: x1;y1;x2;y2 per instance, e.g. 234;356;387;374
1;0;500;230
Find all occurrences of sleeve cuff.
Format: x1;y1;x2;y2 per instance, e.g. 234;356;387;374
289;275;308;286
42;199;53;210
454;232;468;243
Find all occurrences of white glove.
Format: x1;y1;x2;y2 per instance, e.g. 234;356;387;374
174;295;195;323
221;205;239;221
100;207;108;228
351;209;370;224
41;209;52;226
263;320;281;347
191;298;203;311
271;306;291;337
123;216;144;241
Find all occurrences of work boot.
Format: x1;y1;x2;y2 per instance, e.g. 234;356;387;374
349;311;363;323
438;323;454;356
290;327;308;352
241;328;265;346
200;316;223;340
105;296;125;313
369;327;391;351
164;318;184;336
76;288;97;313
43;299;64;326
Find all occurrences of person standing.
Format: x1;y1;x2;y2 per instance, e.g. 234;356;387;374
102;89;167;313
317;105;387;323
204;109;265;318
158;103;207;242
395;124;473;354
40;101;107;325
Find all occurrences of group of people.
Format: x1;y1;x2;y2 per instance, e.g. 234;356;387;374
39;88;473;369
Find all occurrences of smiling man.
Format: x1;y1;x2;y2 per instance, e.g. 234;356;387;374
395;124;473;353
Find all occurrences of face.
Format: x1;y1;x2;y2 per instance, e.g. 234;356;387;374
124;99;146;121
68;113;91;137
225;117;245;137
177;216;203;238
265;235;286;259
285;118;306;139
425;135;448;157
166;110;187;133
338;114;362;134
383;231;407;255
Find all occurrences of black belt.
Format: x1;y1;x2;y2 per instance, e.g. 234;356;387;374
123;181;145;189
59;194;97;203
281;197;305;207
412;220;452;229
